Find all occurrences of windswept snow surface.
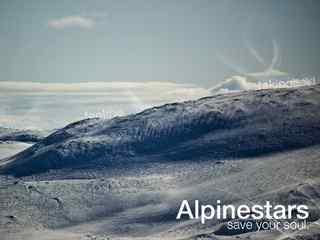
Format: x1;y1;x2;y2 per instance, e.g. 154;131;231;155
0;146;320;240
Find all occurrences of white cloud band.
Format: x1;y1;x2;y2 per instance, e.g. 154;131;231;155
48;16;95;29
0;81;209;101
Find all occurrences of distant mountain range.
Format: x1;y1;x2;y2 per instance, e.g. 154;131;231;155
0;127;49;143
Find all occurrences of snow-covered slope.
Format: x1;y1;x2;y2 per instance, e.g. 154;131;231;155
1;146;320;240
2;84;320;176
0;142;32;163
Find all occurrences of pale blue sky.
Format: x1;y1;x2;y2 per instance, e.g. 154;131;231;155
0;0;319;86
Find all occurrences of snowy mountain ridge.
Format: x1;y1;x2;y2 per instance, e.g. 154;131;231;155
0;127;48;143
2;84;320;176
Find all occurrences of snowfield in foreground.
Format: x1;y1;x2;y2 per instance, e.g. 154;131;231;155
1;146;320;240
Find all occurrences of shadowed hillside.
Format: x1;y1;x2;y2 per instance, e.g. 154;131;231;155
2;84;320;176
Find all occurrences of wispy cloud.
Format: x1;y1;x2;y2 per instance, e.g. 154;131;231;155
48;16;95;29
215;52;248;75
216;38;288;81
244;38;266;66
267;40;280;72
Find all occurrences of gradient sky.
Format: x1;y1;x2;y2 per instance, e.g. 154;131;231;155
0;0;319;86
